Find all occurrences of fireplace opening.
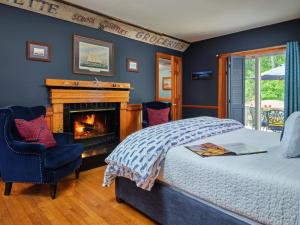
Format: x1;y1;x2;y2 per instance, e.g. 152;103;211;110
63;103;120;170
72;109;114;140
69;107;118;149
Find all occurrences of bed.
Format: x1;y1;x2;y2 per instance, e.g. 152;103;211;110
104;117;300;225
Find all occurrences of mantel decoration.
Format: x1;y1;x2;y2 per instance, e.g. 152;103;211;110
73;35;114;76
127;58;139;73
0;0;189;52
27;41;51;62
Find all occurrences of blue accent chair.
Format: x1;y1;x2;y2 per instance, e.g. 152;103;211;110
142;101;172;128
0;106;83;199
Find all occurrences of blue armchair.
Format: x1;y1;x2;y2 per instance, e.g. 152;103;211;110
142;101;172;128
0;106;83;199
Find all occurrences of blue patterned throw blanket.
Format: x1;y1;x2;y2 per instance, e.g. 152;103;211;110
103;117;243;190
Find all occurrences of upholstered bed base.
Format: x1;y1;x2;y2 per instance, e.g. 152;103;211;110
115;177;250;225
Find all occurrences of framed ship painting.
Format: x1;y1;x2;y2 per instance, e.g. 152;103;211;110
73;35;114;76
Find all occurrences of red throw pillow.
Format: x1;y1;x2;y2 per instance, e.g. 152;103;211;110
15;115;57;149
147;107;170;126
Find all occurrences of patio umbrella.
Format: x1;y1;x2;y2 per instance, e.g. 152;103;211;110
260;64;285;80
250;64;285;80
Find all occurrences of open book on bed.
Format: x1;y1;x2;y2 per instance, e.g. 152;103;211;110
185;142;267;157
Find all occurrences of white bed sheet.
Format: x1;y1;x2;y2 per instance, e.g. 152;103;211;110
158;128;300;225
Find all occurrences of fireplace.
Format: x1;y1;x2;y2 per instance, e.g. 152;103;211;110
63;103;120;170
45;79;136;170
72;109;114;140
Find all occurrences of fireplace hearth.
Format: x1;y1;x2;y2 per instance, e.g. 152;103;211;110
64;103;120;170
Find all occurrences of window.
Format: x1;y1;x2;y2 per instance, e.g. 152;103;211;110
244;52;285;132
218;45;286;128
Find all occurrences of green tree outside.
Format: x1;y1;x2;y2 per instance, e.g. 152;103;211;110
245;54;285;103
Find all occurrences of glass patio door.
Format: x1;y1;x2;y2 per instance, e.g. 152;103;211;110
244;52;285;132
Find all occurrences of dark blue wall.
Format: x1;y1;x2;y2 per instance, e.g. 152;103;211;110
0;4;181;107
183;19;300;118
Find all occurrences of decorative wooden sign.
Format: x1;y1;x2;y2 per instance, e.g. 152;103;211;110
1;0;190;52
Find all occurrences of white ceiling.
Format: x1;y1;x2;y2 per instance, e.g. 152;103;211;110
66;0;300;42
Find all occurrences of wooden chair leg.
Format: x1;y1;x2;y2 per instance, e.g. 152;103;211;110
4;182;12;196
50;184;57;199
75;168;80;180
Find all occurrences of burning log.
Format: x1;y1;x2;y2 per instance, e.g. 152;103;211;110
79;121;95;132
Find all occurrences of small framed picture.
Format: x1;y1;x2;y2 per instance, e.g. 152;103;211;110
162;77;172;90
27;41;51;62
127;58;139;72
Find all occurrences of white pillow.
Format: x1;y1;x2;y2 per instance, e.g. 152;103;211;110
281;111;300;158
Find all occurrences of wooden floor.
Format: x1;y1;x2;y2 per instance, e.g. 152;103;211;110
0;167;156;225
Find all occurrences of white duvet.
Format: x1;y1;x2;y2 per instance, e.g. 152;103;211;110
158;128;300;225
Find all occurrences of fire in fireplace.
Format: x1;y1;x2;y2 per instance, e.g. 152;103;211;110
74;113;108;140
63;103;120;170
70;108;116;142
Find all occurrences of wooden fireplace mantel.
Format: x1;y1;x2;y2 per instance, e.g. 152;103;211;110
45;79;141;141
45;79;131;89
49;89;130;104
